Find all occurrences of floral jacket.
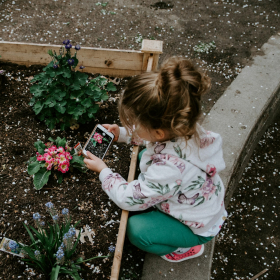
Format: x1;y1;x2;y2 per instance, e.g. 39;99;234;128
99;125;226;235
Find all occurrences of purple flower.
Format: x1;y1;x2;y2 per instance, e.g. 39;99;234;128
33;213;41;220
34;250;40;256
63;39;70;45
75;44;81;50
65;43;72;49
55;248;64;260
53;64;58;69
45;202;54;208
67;59;75;66
9;240;19;250
79;65;85;69
108;245;115;253
62;208;69;215
52;214;59;222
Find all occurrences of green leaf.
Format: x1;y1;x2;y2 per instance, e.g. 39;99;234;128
34;141;46;155
48;137;56;142
28;156;37;163
46;67;56;78
44;97;57;107
70;90;83;99
106;82;117;92
50;265;60;280
28;161;42;175
98;77;108;86
54;101;67;114
33;168;51;190
30;84;44;97
87;104;99;118
72;106;85;117
33;101;44;115
81;98;92;108
74;71;88;86
58;138;66;148
62;69;71;78
71;155;85;165
57;172;63;184
101;91;108;101
45;118;56;130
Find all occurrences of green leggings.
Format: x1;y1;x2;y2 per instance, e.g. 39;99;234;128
127;210;213;256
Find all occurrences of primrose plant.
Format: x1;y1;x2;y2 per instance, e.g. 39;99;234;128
20;203;108;280
29;39;117;130
27;136;86;190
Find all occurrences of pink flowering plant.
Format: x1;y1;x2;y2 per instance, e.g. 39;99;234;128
90;132;109;147
27;137;86;190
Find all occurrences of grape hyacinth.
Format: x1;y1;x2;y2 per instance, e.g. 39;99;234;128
45;202;54;209
52;214;59;222
34;250;41;260
9;240;19;251
55;247;65;264
108;245;115;253
33;213;41;220
62;208;69;215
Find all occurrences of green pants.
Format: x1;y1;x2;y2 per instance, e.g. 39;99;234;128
127;210;213;256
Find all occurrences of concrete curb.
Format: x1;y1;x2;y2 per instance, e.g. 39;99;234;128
141;33;280;280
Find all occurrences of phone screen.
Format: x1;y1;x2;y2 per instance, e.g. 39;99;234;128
84;126;113;159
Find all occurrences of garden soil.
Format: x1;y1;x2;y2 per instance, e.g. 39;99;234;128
0;0;280;279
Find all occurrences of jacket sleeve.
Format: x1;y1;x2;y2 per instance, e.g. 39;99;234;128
99;160;182;211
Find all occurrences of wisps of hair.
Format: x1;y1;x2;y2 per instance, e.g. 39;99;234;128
119;56;211;142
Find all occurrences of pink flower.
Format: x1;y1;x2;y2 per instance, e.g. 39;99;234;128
93;133;103;144
206;164;216;177
183;220;204;229
65;152;72;160
200;132;215;149
37;155;45;161
48;145;57;155
176;179;182;185
160;202;170;214
139;194;172;210
46;162;53;170
59;162;69;173
44;153;53;162
57;147;65;153
57;153;67;164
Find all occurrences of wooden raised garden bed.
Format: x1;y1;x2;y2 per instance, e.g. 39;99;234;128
0;39;163;280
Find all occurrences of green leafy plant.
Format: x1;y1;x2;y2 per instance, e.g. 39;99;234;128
29;39;117;130
193;41;216;53
20;203;108;280
27;137;86;190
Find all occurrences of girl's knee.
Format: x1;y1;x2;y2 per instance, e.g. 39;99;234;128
127;215;149;247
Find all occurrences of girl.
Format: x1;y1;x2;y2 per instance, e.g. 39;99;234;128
84;57;227;262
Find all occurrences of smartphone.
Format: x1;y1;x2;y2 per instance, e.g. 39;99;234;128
83;124;114;160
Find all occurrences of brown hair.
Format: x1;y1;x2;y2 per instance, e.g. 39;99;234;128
118;56;211;142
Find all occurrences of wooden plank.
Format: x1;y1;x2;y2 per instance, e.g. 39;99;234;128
110;145;140;280
110;56;154;280
0;41;144;76
141;39;163;54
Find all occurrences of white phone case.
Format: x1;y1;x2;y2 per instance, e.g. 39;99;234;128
83;124;114;160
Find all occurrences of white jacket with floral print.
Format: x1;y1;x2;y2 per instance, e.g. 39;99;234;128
99;125;227;235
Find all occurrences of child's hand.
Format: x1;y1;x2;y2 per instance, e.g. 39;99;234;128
84;151;108;173
102;124;120;142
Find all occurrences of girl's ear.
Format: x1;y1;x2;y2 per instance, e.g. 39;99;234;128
155;129;166;140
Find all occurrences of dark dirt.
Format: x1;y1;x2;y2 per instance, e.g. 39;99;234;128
211;119;280;280
0;0;280;279
0;62;145;279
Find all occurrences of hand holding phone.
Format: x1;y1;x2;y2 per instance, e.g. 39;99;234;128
83;124;114;160
84;151;108;173
102;124;120;142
